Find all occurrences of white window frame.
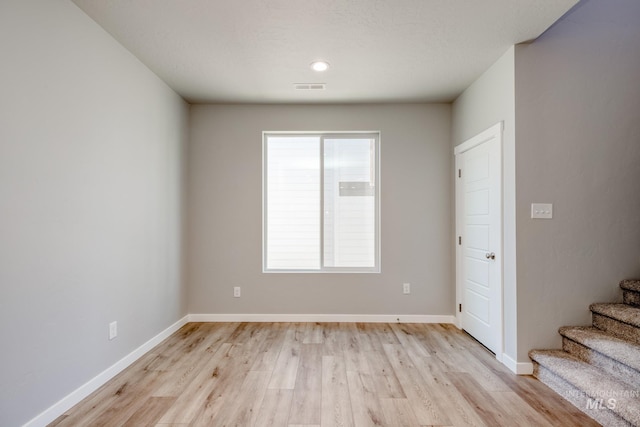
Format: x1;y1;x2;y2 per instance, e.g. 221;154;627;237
262;131;381;273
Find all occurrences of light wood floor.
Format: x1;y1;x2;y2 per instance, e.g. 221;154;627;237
50;322;599;427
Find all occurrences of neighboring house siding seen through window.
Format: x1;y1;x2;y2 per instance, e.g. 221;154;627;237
263;132;380;272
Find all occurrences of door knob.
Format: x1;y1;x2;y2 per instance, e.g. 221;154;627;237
485;252;496;260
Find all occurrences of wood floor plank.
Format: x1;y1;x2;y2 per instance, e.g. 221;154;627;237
156;342;235;424
320;322;343;356
146;323;233;373
432;324;469;351
344;348;371;375
409;354;487;427
321;355;354;427
382;344;450;425
230;322;276;349
379;398;422;427
409;323;457;355
485;368;602;426
435;349;511;392
289;344;323;425
141;323;207;370
303;322;324;344
390;323;431;359
411;325;443;355
355;323;380;352
268;324;303;389
154;424;190;426
356;324;406;398
490;391;555;427
342;322;361;351
439;324;479;350
363;350;406;399
447;372;511;426
255;389;294;427
251;322;288;372
152;323;237;397
370;323;401;346
206;370;271;427
54;368;168;427
53;322;604;427
189;333;275;426
122;396;176;427
347;370;387;426
226;321;252;342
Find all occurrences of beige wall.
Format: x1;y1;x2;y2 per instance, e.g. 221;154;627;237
0;1;189;425
514;0;640;359
187;104;452;316
451;47;518;365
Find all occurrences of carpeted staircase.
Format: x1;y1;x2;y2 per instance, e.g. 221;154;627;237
530;279;640;426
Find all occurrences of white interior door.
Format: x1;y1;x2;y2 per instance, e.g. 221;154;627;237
455;123;502;356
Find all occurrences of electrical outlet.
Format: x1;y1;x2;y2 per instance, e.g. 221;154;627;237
109;321;117;340
233;287;241;298
403;283;410;294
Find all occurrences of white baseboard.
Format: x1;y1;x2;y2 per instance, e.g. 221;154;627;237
502;352;534;375
23;315;189;427
188;313;456;324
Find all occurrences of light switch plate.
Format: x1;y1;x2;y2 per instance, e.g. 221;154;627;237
531;203;553;219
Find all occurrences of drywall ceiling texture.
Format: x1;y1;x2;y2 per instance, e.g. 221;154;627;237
515;0;640;360
187;104;452;316
0;1;189;425
72;0;577;103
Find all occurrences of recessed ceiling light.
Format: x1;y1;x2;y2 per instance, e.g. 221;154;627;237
310;61;330;72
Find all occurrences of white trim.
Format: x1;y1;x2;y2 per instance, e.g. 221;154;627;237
454;153;463;330
454;122;503;155
188;313;456;324
262;131;381;274
502;353;534;375
455;121;504;359
23;315;189;427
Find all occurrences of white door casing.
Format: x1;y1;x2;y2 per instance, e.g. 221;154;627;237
455;122;503;358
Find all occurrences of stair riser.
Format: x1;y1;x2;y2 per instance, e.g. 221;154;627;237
562;338;640;387
623;290;640;308
592;313;640;345
532;362;632;427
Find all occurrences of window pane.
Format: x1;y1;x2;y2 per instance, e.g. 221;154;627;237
323;138;376;268
266;136;320;269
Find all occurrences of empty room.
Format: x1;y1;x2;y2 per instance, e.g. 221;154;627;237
2;0;640;426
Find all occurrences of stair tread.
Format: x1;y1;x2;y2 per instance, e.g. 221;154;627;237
530;350;640;424
590;303;640;328
621;279;640;293
559;326;640;372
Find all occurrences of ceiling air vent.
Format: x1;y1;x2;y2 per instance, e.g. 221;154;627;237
294;83;326;90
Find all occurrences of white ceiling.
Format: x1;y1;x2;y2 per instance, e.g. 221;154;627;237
71;0;578;104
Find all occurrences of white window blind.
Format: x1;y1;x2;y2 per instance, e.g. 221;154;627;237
263;133;379;272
